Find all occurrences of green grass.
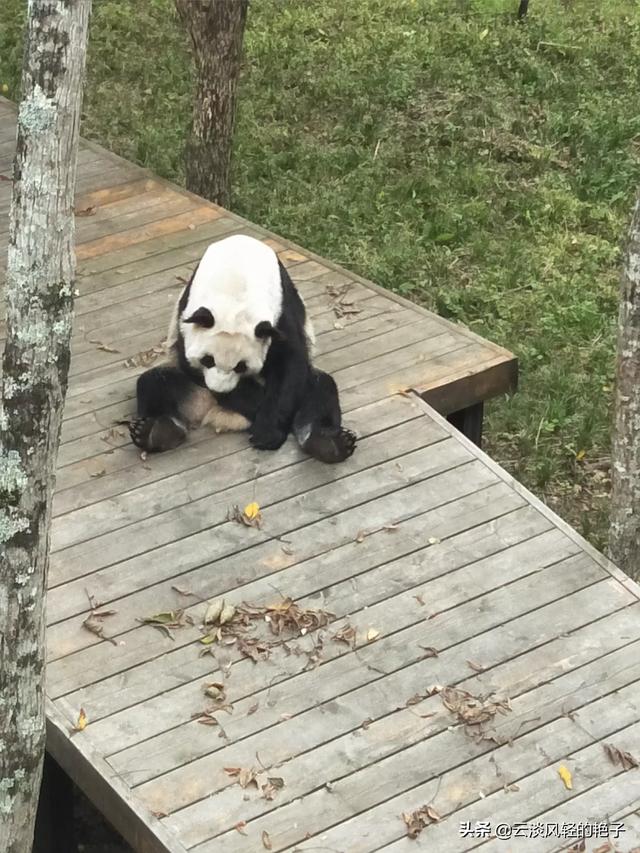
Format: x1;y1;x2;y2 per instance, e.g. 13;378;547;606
3;0;640;548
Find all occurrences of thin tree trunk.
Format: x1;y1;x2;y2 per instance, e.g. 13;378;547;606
175;0;249;207
0;2;91;849
609;196;640;579
518;0;530;18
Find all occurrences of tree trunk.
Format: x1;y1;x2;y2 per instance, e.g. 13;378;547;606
175;0;249;207
0;2;91;850
518;0;530;18
609;196;640;579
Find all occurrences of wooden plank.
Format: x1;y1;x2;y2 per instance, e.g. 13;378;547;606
60;475;518;724
89;505;559;764
45;451;494;697
404;718;640;853
50;398;435;554
285;675;640;853
46;701;188;853
154;569;627;846
96;591;640;786
416;400;640;603
75;483;527;733
191;647;640;852
47;432;465;623
75;206;222;261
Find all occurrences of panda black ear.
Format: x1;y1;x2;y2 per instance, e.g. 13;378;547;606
184;307;215;328
254;321;278;340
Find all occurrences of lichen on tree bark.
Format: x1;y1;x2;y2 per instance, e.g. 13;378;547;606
0;1;91;849
609;196;640;579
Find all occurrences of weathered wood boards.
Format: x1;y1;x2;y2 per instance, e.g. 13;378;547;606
1;98;638;853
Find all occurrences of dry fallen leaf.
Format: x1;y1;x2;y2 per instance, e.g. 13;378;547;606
366;628;380;642
603;742;639;770
402;804;441;838
76;205;97;217
228;503;263;529
224;766;259;789
124;346;164;369
97;343;119;353
420;646;439;658
427;536;441;545
219;603;236;625
204;599;225;625
247;702;259;716
194;711;219;727
262;830;272;850
137;610;186;639
89;467;106;478
72;708;88;733
261;776;285;801
466;659;486;672
355;530;366;544
234;821;248;835
332;624;357;648
558;764;573;790
243;501;261;521
82;613;117;646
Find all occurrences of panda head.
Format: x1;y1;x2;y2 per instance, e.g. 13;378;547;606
181;307;276;393
179;235;283;394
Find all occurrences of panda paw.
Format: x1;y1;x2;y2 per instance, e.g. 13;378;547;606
297;425;357;463
249;424;288;451
119;416;187;453
336;427;358;460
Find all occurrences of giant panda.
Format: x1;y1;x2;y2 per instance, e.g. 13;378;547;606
124;235;357;464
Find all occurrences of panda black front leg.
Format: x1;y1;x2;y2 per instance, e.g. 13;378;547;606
124;366;191;453
249;349;308;451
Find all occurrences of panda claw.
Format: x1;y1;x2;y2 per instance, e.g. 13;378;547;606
119;416;186;453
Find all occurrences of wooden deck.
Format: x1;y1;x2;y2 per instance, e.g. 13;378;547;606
2;97;640;852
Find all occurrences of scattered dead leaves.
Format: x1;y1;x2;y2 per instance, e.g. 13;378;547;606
261;598;333;637
438;686;511;743
138;609;189;639
402;804;441;839
603;742;639;770
326;283;362;320
224;766;260;789
124;345;164;369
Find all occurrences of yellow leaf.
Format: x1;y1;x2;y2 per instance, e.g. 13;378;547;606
576;449;586;461
243;501;260;520
1;84;8;94
366;628;380;642
479;27;489;40
558;765;572;789
74;708;88;731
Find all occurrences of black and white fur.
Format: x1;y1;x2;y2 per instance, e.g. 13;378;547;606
125;235;356;463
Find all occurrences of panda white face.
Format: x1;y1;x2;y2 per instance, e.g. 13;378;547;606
177;235;283;393
182;311;273;393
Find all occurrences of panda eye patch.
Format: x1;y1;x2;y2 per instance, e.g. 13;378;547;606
234;360;247;374
200;355;215;369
